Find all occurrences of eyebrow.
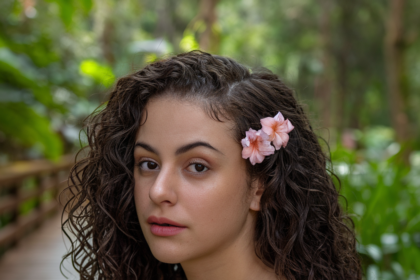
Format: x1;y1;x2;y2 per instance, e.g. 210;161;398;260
134;141;223;156
135;142;160;155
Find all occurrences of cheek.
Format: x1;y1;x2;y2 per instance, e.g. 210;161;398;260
133;174;150;215
185;172;250;234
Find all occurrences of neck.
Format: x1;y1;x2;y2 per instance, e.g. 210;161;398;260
180;223;278;280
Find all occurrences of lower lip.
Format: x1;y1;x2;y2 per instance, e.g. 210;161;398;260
150;224;186;236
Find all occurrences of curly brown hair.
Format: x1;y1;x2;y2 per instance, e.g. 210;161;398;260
62;50;362;280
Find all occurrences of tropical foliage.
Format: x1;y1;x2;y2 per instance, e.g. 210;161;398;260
0;0;419;278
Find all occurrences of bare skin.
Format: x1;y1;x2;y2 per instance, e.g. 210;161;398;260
133;96;279;280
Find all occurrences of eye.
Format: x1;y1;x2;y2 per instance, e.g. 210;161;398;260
186;162;208;173
138;160;159;171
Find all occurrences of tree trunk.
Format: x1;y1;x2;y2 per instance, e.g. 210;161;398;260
93;0;115;66
384;0;409;142
154;0;179;53
102;18;115;66
314;0;333;137
384;0;411;163
335;0;352;145
197;0;219;52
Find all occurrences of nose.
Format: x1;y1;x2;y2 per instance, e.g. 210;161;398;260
149;165;178;206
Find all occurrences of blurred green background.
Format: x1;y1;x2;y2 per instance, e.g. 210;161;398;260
0;0;419;279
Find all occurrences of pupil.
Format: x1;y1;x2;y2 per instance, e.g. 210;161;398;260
147;162;157;169
195;164;204;172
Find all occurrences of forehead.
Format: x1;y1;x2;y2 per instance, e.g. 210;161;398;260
136;96;236;149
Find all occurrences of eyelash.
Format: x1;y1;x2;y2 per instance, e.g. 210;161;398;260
136;159;209;174
137;160;159;171
186;160;209;173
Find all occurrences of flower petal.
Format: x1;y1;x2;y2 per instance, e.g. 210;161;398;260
272;132;290;149
241;137;250;148
242;146;253;159
276;119;294;134
280;132;290;148
274;112;285;122
249;150;265;165
242;112;293;164
260;117;276;137
245;128;258;141
285;119;294;133
256;129;270;141
258;140;275;155
272;134;282;150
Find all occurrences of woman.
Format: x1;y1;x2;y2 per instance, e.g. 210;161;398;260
62;51;362;280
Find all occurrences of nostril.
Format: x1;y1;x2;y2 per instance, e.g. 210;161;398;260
148;172;178;205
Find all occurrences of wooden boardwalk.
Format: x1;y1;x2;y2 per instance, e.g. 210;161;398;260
0;213;79;280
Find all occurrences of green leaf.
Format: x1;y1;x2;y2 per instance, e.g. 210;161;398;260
179;31;200;52
0;102;63;160
80;0;93;13
55;0;75;28
79;59;115;87
0;47;65;111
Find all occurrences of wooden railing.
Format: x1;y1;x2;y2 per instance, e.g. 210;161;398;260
0;155;75;248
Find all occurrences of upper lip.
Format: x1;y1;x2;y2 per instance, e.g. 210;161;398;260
147;216;187;227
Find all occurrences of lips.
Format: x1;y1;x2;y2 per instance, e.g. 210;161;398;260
147;216;187;227
147;216;187;236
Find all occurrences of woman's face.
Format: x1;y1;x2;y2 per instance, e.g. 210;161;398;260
133;96;261;265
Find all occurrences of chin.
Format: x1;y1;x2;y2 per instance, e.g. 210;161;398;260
148;243;186;264
152;254;181;264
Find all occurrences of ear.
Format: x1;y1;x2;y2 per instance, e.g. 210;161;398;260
249;179;264;211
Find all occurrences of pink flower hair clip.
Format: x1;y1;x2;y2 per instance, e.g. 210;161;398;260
241;111;294;165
